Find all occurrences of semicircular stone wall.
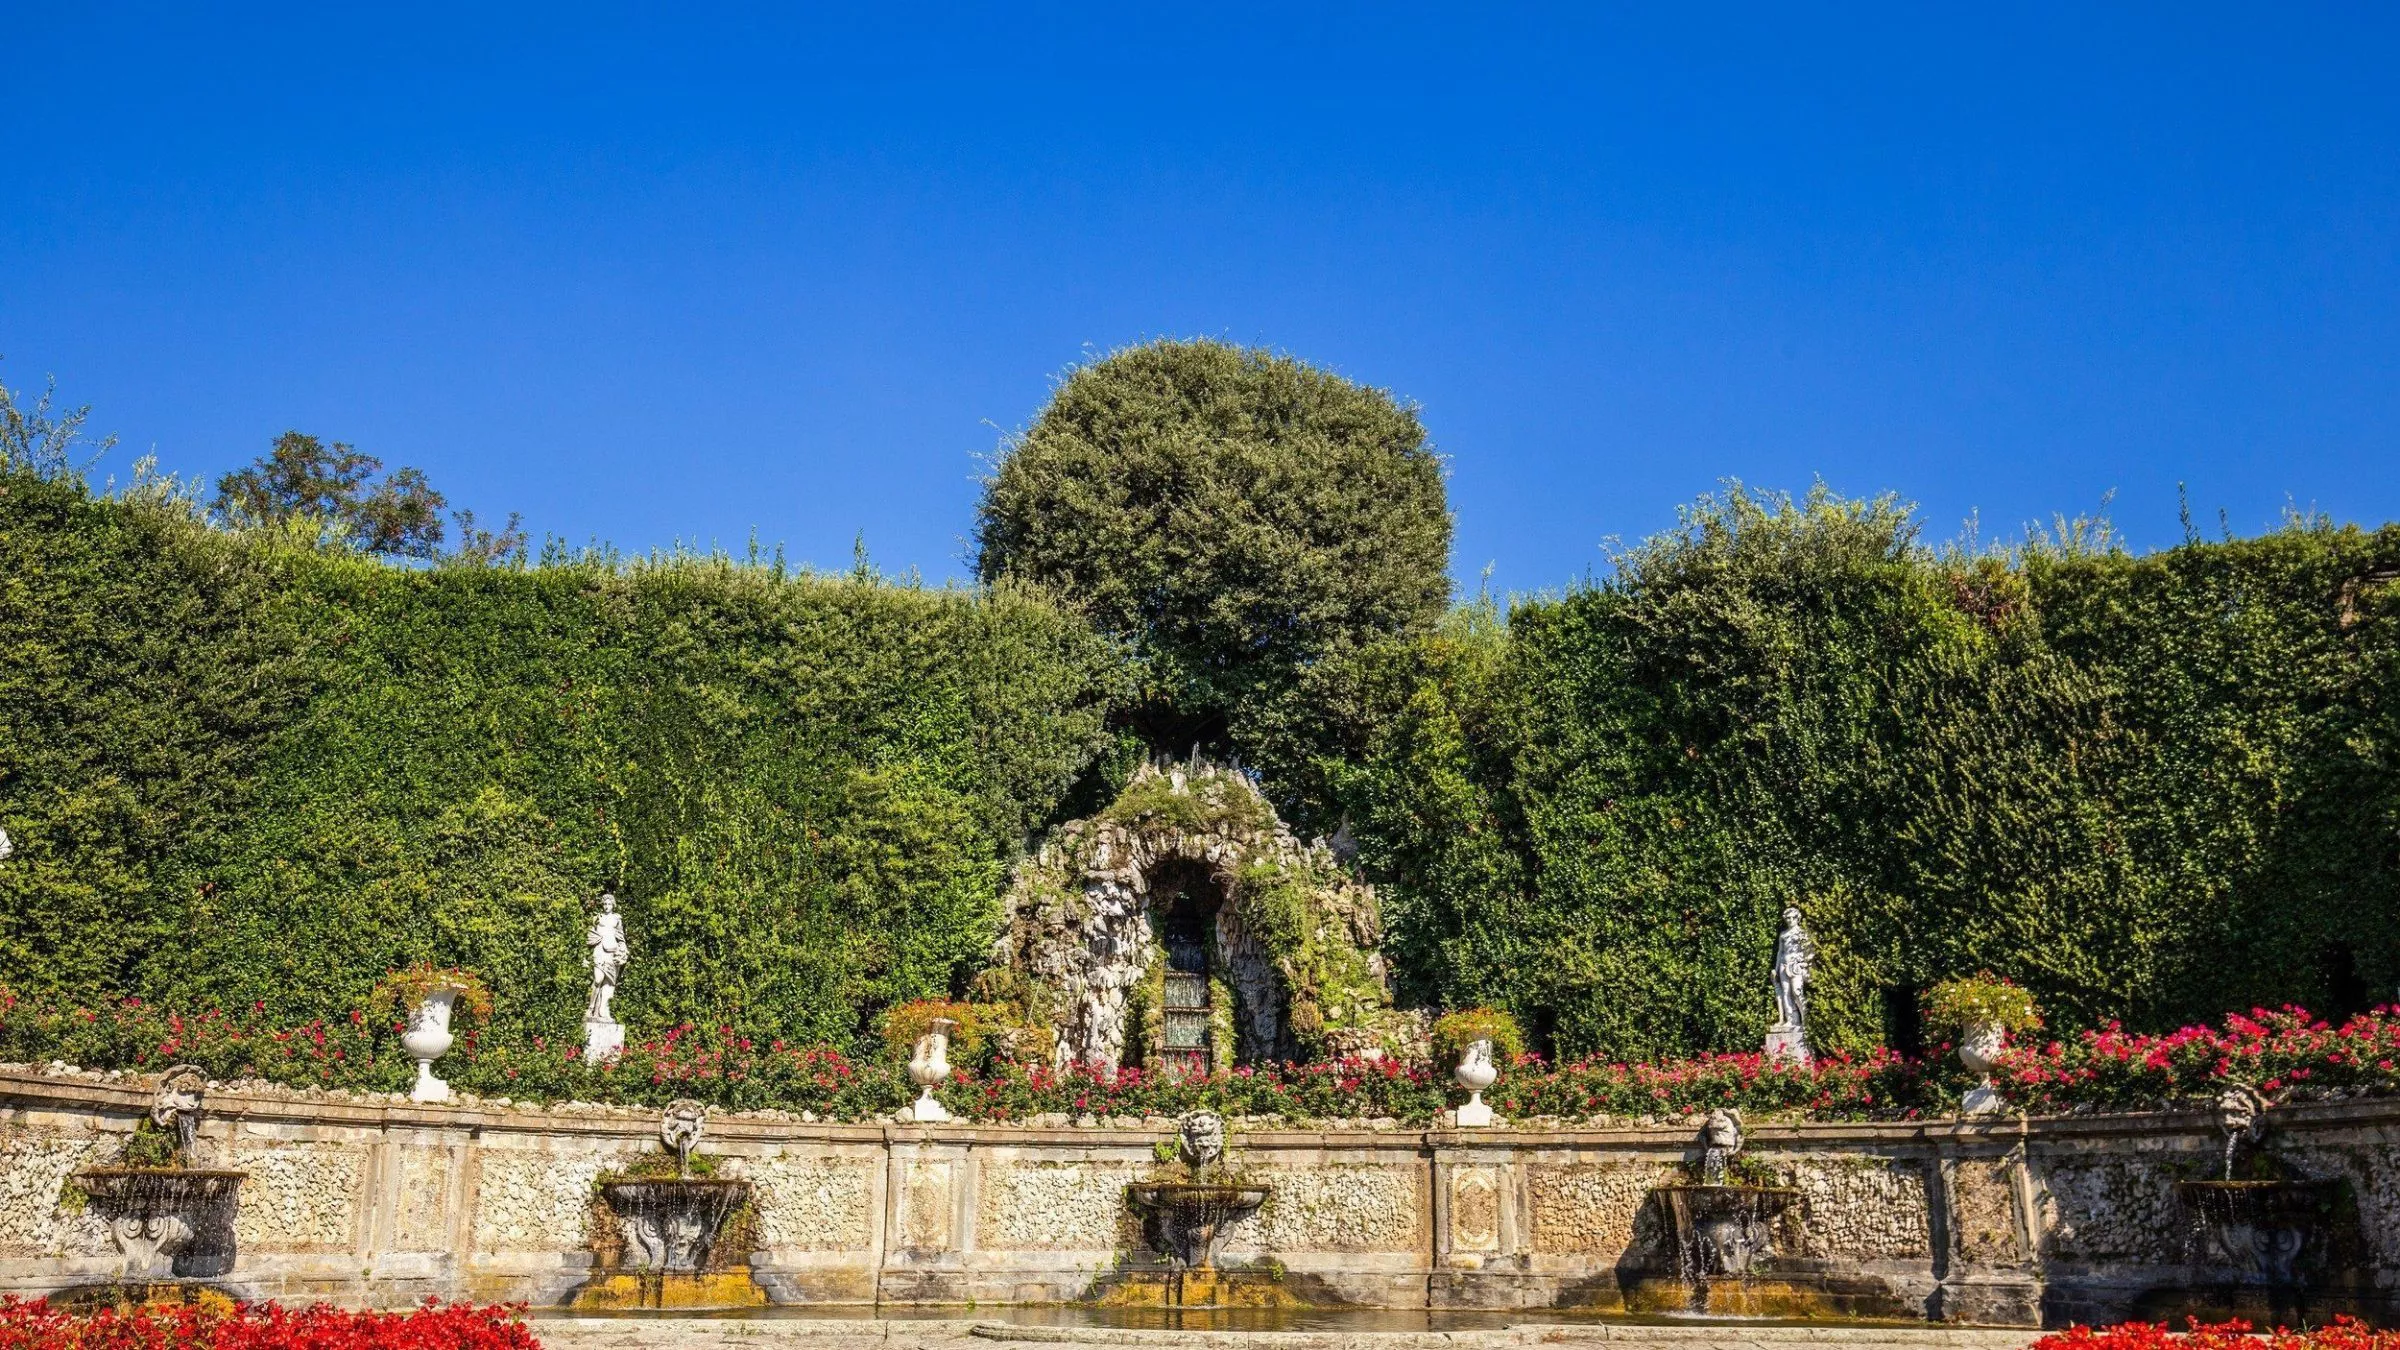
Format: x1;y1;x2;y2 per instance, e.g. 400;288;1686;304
6;1063;2400;1324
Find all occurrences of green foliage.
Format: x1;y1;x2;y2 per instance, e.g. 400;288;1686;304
973;339;1452;798
0;366;117;481
213;430;453;559
366;965;495;1025
1922;974;2039;1037
877;998;983;1063
1431;1007;1525;1064
1347;485;2400;1061
1102;766;1274;837
0;471;1125;1052
118;1117;179;1169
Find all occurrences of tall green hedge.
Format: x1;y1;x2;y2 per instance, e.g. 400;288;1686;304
9;470;2398;1070
1344;488;2400;1061
0;472;1125;1048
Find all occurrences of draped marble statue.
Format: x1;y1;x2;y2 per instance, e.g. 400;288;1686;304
585;893;629;1059
1765;906;1815;1064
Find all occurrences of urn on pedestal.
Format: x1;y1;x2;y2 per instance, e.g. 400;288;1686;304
1432;1008;1520;1129
371;966;491;1105
904;1018;957;1123
1957;1022;2007;1116
1922;974;2038;1120
1452;1039;1499;1127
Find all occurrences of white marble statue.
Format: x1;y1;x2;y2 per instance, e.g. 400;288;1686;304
1765;907;1815;1063
585;893;629;1058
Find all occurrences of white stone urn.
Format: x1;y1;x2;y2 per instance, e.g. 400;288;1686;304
402;990;461;1104
1957;1020;2006;1117
1453;1037;1499;1128
903;1017;956;1124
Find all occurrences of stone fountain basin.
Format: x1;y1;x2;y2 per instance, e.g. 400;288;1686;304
597;1177;752;1273
1126;1181;1270;1272
1652;1184;1800;1217
598;1177;751;1204
1126;1182;1271;1210
2175;1178;2344;1222
1651;1184;1801;1277
74;1168;248;1209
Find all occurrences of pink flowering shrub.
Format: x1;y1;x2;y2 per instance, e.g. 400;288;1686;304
1491;1046;1934;1120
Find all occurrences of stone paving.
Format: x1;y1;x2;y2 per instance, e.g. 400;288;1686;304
527;1317;2040;1350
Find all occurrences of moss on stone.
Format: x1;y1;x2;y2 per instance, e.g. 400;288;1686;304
1102;768;1275;838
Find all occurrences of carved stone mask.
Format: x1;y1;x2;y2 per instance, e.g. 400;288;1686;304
661;1099;708;1157
2215;1084;2265;1141
1702;1108;1743;1152
150;1065;206;1131
1178;1110;1225;1170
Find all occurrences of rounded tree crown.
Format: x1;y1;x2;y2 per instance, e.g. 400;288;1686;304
975;339;1452;751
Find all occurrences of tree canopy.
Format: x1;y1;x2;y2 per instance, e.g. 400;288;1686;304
213;430;526;562
974;339;1452;796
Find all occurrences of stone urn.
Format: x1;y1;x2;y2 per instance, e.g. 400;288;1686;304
1453;1038;1499;1128
902;1017;955;1124
402;990;462;1104
1958;1020;2006;1117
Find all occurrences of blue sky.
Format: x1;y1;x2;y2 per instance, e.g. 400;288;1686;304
4;5;2396;591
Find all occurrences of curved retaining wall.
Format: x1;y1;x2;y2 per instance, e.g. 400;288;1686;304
3;1066;2397;1325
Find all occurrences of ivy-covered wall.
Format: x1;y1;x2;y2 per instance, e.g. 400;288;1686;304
0;472;1125;1049
1342;489;2400;1062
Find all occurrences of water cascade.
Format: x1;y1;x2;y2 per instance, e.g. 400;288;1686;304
70;1065;247;1291
582;1099;761;1310
1120;1111;1272;1309
2172;1086;2349;1296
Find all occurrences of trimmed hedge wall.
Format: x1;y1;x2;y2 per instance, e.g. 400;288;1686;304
1343;489;2400;1061
8;472;2398;1069
0;472;1124;1050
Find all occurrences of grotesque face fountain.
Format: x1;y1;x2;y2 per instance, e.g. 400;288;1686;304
1698;1108;1744;1187
661;1099;708;1175
2213;1083;2266;1180
1127;1109;1267;1273
151;1065;207;1164
1178;1110;1227;1173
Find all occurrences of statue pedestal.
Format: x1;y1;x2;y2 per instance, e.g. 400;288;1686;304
585;1019;624;1061
1763;1024;1810;1065
1959;1082;2004;1116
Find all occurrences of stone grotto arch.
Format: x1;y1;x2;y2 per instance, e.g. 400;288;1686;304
990;760;1419;1072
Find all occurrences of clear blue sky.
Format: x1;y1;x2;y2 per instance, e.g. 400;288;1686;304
5;5;2396;591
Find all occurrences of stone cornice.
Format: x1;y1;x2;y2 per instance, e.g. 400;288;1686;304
6;1061;2395;1148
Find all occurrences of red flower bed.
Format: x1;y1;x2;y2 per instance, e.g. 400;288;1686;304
1997;1006;2400;1114
2035;1317;2400;1350
6;983;2397;1124
0;1298;539;1349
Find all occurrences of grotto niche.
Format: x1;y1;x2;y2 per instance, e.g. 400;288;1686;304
991;759;1419;1072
